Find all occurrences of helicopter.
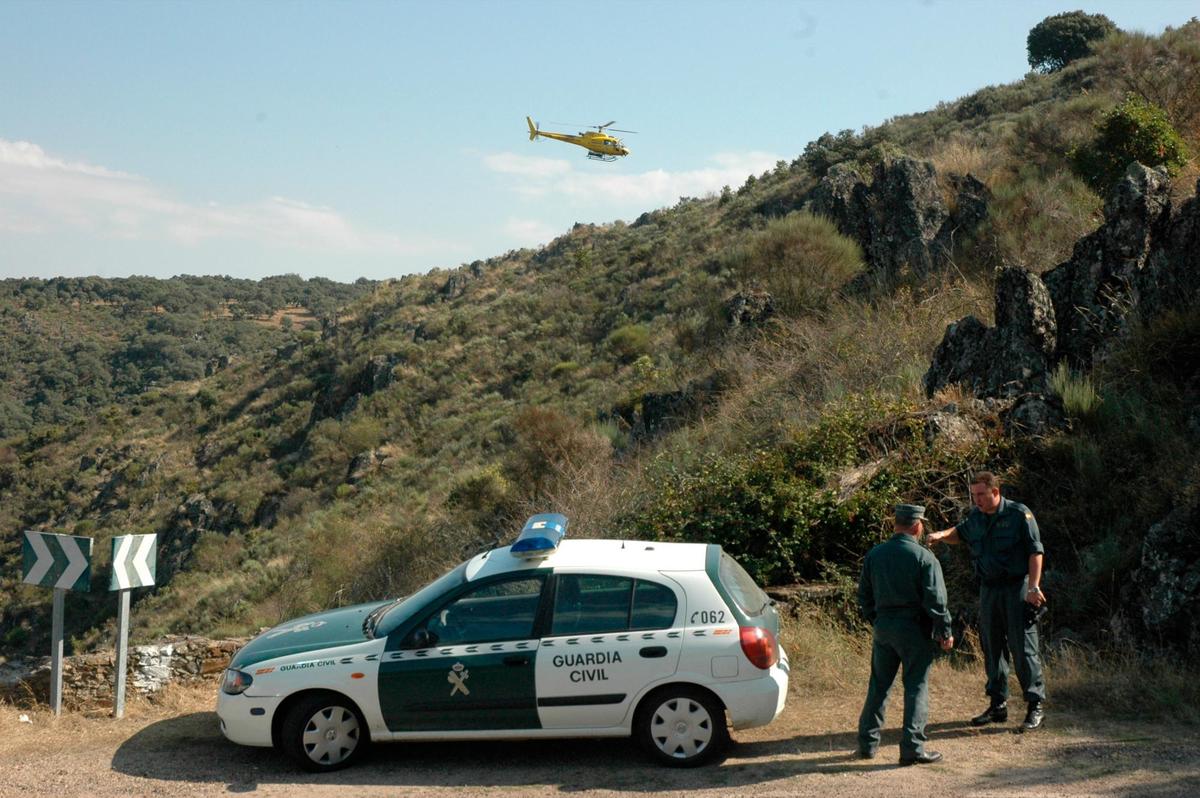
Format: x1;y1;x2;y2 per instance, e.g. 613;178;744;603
526;117;635;162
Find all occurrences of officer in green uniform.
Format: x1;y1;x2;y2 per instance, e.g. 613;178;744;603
929;471;1046;731
856;504;954;765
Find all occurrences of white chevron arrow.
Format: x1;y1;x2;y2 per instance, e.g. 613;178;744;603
23;531;53;586
58;536;90;590
131;534;155;586
112;534;134;590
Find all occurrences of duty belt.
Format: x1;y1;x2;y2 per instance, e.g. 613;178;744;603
981;574;1026;587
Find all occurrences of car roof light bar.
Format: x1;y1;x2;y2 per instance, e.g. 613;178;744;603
511;513;568;558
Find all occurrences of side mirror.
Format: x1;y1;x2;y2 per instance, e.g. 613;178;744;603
405;628;438;649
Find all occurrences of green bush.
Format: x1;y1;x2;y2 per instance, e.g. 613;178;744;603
1027;11;1117;73
1070;95;1189;193
733;212;864;317
605;324;652;364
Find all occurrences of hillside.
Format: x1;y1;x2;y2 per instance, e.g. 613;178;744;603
2;19;1199;671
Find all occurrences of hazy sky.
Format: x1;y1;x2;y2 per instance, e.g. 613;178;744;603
0;0;1190;282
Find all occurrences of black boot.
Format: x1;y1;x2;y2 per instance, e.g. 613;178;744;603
971;700;1007;726
1020;701;1044;732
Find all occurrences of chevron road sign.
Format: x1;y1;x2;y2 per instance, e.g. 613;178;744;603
109;533;157;718
109;534;157;590
22;531;93;591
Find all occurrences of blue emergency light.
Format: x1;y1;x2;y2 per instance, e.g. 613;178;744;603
511;513;568;558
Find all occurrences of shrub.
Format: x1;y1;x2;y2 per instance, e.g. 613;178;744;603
1049;362;1102;422
732;212;864;317
605;323;652;364
1027;11;1118;73
1070;95;1190;193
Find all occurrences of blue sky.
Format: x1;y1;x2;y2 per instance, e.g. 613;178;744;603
0;1;1190;282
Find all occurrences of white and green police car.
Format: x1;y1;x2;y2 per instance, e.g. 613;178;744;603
218;514;788;771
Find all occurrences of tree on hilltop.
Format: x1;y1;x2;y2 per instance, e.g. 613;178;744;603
1027;10;1118;73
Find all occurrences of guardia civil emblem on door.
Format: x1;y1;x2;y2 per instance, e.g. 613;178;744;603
447;662;470;696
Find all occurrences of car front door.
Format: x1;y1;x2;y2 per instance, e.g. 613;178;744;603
379;574;548;732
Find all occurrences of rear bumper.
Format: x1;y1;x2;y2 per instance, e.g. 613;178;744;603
217;691;282;747
714;646;789;730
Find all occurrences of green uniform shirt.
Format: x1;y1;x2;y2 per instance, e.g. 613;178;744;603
858;533;952;640
955;498;1044;583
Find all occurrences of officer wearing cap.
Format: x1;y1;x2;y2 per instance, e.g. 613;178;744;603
928;471;1047;731
856;503;954;766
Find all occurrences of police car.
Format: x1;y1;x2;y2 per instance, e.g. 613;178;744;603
218;514;788;771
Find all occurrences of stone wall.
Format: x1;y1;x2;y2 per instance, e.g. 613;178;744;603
0;635;243;710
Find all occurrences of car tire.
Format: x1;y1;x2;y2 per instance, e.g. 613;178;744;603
279;693;369;772
635;687;730;767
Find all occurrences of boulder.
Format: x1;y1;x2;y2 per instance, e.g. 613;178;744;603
724;289;775;329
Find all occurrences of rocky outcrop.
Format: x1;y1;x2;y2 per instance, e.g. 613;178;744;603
809;157;990;285
1043;164;1174;368
927;166;1200;403
925;266;1057;399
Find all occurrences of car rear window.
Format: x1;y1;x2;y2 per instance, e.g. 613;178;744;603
718;552;771;617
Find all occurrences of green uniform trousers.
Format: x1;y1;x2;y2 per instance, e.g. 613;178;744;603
979;579;1046;704
857;616;933;757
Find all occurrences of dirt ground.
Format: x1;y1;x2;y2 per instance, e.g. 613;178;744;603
2;669;1198;798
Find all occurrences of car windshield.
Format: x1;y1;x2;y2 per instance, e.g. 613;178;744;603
365;559;470;639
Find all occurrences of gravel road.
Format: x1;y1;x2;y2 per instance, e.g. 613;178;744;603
2;682;1199;797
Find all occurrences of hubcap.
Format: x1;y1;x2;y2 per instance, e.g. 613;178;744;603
302;705;360;765
650;696;713;760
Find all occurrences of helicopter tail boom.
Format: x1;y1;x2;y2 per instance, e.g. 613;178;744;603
526;116;539;141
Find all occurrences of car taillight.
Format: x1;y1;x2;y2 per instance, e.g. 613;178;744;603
739;626;779;669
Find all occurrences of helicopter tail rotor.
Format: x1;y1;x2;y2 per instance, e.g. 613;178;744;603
526;116;539;141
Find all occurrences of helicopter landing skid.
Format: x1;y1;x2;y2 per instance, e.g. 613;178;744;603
586;152;619;162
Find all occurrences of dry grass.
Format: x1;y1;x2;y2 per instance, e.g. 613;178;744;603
0;677;219;751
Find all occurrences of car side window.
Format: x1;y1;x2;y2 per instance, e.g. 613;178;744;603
551;574;678;636
410;575;545;648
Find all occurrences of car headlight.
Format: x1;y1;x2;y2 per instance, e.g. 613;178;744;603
221;668;254;695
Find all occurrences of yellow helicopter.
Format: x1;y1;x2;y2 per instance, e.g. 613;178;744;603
526;117;635;162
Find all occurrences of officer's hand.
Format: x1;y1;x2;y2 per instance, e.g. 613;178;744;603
1025;586;1046;607
940;636;954;652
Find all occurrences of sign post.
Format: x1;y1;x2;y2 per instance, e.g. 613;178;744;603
109;533;157;719
22;531;93;716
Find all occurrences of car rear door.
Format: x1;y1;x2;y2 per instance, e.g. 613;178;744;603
536;572;684;729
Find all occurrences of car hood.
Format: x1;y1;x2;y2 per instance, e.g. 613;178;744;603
229;600;389;669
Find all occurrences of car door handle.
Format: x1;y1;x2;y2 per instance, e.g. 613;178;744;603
503;655;530;667
639;646;668;659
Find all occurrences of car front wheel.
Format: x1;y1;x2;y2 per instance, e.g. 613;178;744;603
280;694;368;772
635;687;729;767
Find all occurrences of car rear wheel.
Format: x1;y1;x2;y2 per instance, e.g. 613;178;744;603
635;687;729;767
280;694;368;772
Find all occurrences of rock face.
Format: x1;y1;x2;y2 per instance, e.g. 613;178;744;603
1136;496;1200;659
809;157;990;286
925;266;1057;399
927;166;1200;402
1043;163;1175;368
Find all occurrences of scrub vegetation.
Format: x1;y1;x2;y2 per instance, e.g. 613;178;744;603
2;17;1200;717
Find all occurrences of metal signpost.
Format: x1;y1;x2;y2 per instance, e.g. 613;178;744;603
21;531;93;715
109;533;156;719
